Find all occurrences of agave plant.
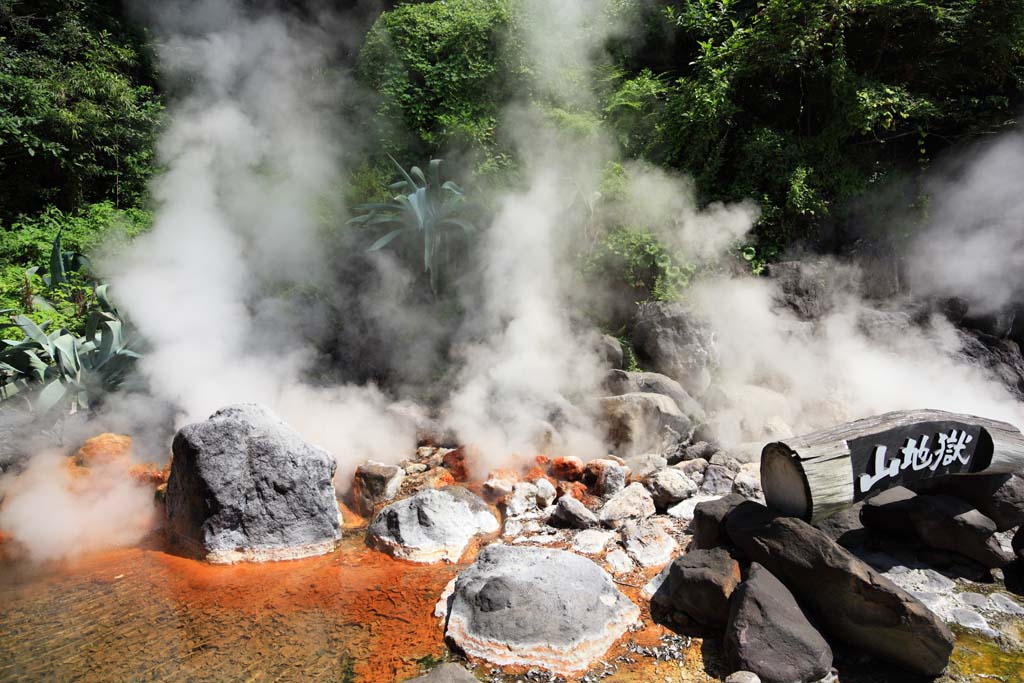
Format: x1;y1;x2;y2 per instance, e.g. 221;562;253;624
0;285;139;415
349;156;476;297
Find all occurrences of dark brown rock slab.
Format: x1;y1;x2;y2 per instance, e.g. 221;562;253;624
724;501;954;676
654;547;741;629
725;563;833;683
692;493;746;550
861;486;1012;568
909;473;1024;531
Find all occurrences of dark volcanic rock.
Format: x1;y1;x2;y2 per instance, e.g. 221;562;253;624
166;404;342;564
725;563;833;683
630;301;717;396
655;548;741;629
692;493;746;550
368;486;498;563
862;487;1012;568
814;502;867;549
444;545;639;674
725;502;954;676
1014;526;1024;561
908;473;1024;531
956;329;1024;400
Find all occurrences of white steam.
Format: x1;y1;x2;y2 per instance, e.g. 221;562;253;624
908;131;1024;314
108;0;414;477
0;452;156;562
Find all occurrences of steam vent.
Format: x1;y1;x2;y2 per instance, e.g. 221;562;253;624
443;545;641;674
165;404;342;563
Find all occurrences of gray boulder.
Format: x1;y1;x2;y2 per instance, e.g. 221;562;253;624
725;674;762;683
599;482;656;529
725;502;954;676
725;563;833;683
604;369;706;422
861;487;1012;568
652;547;741;629
352;460;404;516
444;545;640;674
166;404;342;564
600;393;692;457
587;458;629;496
631;301;717;396
404;663;477;683
908;473;1024;531
645;467;698;508
368;486;499;563
550;495;600;529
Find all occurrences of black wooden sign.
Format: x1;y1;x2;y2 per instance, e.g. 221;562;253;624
850;420;993;501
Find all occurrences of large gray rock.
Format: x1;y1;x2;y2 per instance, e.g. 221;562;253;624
599;482;656;529
597;334;624;370
165;404;342;564
604;369;706;422
631;302;717;396
368;486;499;563
861;487;1012;568
652;547;741;629
725;563;833;683
725;502;954;676
444;545;640;674
908;473;1024;531
599;393;692;457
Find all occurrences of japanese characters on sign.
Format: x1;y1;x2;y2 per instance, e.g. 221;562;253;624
849;422;986;500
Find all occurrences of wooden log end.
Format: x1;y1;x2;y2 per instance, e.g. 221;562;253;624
761;442;812;521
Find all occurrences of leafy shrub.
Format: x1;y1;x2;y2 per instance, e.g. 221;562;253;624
0;202;150;334
584;226;694;303
348;157;477;298
607;0;1024;256
0;0;162;221
358;0;522;169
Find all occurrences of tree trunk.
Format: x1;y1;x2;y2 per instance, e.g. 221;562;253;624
761;410;1024;523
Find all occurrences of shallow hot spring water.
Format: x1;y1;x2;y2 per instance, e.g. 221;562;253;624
0;531;458;683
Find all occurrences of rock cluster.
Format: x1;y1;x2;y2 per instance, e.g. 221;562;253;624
165;404;342;564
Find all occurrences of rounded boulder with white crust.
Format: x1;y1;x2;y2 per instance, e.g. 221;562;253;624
444;544;640;674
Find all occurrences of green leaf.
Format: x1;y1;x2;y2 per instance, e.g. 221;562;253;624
35;379;68;414
15;315;51;352
49;230;66;288
368;227;413;251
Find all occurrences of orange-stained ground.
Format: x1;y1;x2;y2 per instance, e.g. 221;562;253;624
0;531;459;683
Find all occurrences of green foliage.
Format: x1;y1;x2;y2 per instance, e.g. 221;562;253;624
0;0;162;221
0;202;151;334
349;157;477;298
585;226;695;302
0;286;138;417
608;0;1024;256
358;0;521;170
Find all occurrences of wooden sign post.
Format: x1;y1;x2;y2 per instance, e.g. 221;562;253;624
761;409;1024;523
